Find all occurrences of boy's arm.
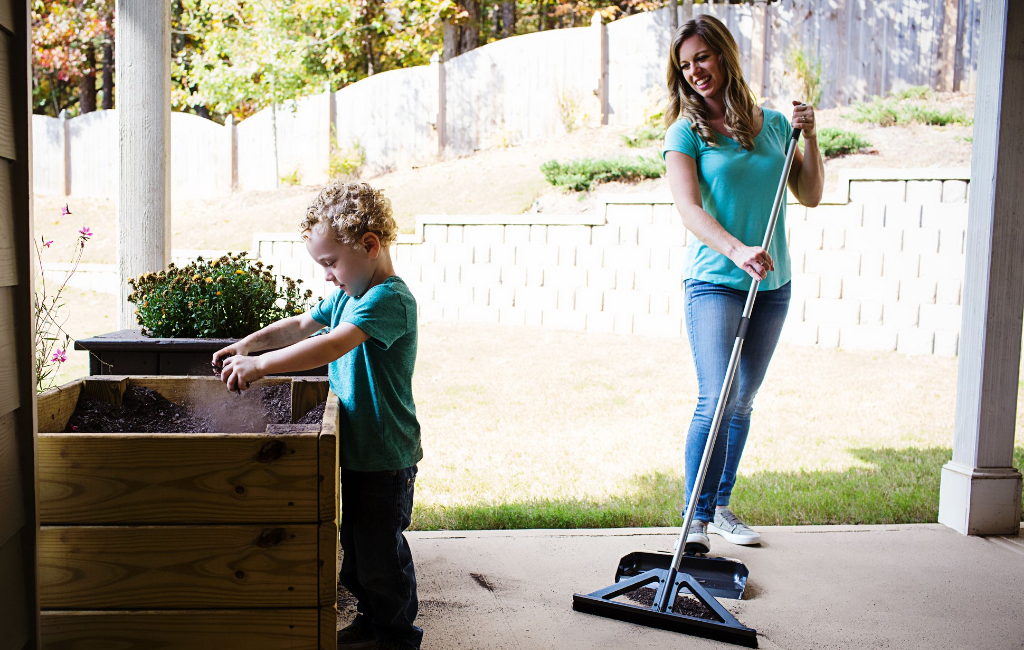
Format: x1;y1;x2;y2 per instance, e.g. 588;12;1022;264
212;313;324;367
219;322;370;392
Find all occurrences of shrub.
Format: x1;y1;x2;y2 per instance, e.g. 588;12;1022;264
280;168;302;186
557;87;586;134
127;253;318;339
329;137;366;179
848;91;973;127
541;156;666;192
787;45;823;107
622;124;663;148
816;127;872;158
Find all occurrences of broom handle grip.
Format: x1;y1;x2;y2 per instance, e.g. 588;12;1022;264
658;126;801;614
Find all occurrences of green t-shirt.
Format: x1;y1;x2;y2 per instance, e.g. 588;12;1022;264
309;276;422;472
662;107;793;291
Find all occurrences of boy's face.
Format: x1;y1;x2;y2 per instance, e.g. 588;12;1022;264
305;227;380;297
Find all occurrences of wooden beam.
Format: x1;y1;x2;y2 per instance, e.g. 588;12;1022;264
41;609;319;649
291;377;329;424
939;0;1024;536
0;161;15;287
39;524;320;609
940;0;960;91
0;287;20;416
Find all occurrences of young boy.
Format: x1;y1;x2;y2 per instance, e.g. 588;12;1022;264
213;181;423;650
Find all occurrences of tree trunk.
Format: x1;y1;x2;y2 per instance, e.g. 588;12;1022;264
443;20;459;61
459;1;481;53
682;0;694;22
669;0;678;33
501;1;516;38
537;0;545;31
101;41;114;109
79;45;97;114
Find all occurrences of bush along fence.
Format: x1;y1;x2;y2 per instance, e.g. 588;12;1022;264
252;169;971;358
33;0;981;200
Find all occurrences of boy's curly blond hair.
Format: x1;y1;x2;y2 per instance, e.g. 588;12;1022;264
300;181;397;248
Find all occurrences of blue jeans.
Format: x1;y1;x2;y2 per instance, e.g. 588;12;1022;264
340;465;422;649
683;279;791;522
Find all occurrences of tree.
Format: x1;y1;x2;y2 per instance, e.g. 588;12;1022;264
32;0;114;116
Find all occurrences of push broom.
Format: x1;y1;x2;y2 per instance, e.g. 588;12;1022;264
573;125;803;648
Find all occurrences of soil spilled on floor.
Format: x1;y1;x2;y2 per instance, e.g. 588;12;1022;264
624;586;717;620
65;384;325;433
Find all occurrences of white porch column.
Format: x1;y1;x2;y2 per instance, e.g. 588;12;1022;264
938;0;1023;536
116;0;171;328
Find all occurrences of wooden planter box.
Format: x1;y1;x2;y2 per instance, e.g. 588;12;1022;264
36;376;339;649
75;329;328;376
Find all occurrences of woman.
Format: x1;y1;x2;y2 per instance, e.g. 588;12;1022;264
662;14;824;554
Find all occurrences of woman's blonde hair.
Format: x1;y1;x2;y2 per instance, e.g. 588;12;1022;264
665;14;759;151
300;181;397;248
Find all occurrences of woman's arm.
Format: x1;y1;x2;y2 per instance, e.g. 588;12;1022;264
786;102;825;207
665;151;774;281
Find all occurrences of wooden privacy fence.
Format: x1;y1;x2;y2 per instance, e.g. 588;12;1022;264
32;0;981;199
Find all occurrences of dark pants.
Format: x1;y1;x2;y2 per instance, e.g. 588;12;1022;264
339;465;422;650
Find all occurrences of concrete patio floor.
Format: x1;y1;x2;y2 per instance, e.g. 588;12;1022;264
383;524;1024;650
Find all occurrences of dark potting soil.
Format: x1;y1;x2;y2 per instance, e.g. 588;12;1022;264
65;384;327;433
296;400;327;425
624;586;717;620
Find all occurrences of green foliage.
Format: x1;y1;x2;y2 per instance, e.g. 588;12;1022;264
541;156;666;192
622;125;662;148
31;0;114;116
329;137;367;179
787;44;823;107
127;253;317;339
848;90;973;128
815;127;872;158
556;88;586;133
280;169;303;186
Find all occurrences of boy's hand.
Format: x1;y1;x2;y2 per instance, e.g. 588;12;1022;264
219;354;265;393
212;342;248;373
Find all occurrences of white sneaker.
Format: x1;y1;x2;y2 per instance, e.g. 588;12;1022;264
708;507;761;545
683;519;710;555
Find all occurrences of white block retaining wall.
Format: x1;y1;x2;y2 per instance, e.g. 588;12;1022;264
253;169;971;356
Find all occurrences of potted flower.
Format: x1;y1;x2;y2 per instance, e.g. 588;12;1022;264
75;252;326;376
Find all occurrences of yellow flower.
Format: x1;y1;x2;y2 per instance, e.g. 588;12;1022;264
205;276;213;283
294;308;302;314
235;269;245;275
192;274;201;281
216;291;222;296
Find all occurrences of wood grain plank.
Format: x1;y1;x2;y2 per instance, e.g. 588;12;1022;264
291;377;329;424
39;525;319;609
0;287;20;415
0;412;23;547
318;393;340;524
319;604;338;650
41;609;319;649
38;433;319;524
36;379;83;433
0;532;30;650
0;31;14;160
318;522;338;608
0;160;14;287
81;376;129;407
0;0;13;34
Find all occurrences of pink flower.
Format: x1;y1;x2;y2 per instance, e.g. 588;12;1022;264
52;349;67;363
71;425;78;431
78;227;93;239
62;204;72;217
43;239;53;248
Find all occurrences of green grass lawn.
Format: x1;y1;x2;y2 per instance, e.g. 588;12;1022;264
410;322;1024;530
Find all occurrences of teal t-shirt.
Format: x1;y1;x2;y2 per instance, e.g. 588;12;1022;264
309;276;422;472
662;108;793;291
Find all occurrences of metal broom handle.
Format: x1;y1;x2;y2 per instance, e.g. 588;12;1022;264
657;126;802;614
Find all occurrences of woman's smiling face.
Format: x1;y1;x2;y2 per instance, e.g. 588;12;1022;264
677;35;724;101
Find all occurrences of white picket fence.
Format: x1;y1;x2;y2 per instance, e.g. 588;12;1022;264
33;0;981;200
